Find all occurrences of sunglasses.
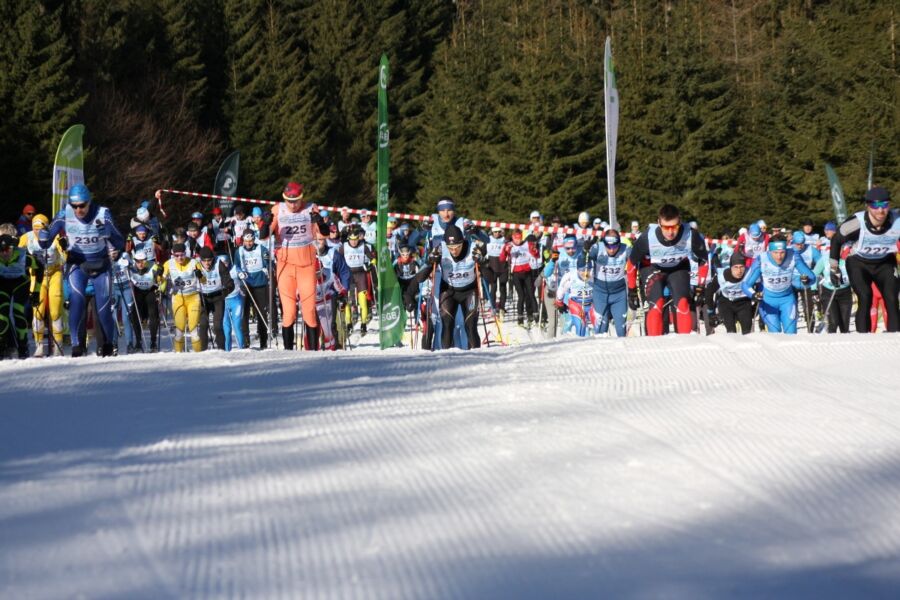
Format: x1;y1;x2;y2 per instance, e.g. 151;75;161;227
446;243;463;250
25;212;34;217
70;203;89;210
658;223;680;232
868;200;890;209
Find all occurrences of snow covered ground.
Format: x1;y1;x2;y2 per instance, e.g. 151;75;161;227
2;328;899;599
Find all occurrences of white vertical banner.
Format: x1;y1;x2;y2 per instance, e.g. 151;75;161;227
604;36;619;231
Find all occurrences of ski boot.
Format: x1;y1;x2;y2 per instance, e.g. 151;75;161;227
282;326;294;350
360;322;367;336
33;344;45;358
149;343;158;353
101;343;115;357
72;345;86;358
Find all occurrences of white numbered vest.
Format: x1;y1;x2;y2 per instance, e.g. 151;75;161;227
239;244;266;274
363;222;377;245
130;266;158;291
486;236;505;258
277;203;315;248
593;247;628;283
850;210;900;260
742;235;767;260
113;256;132;287
167;258;200;294
318;247;335;279
716;268;746;301
508;242;532;268
26;232;64;268
396;260;418;281
441;243;476;288
66;205;110;255
231;216;253;240
759;251;797;294
343;242;367;269
132;237;156;264
199;260;224;294
648;224;691;268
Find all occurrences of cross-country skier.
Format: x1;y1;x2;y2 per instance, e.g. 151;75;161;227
627;204;709;336
500;229;540;327
585;229;630;337
741;233;817;334
0;234;39;358
234;230;271;349
828;186;899;332
706;250;753;333
736;222;768;267
129;250;163;351
790;231;821;333
197;247;235;350
556;258;595;337
813;244;851;333
161;242;202;352
20;214;66;356
39;183;125;357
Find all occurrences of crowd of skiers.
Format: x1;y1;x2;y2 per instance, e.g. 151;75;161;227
1;183;897;358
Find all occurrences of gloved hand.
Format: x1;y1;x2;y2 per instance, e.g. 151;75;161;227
582;237;595;253
30;291;40;305
550;250;559;261
58;236;68;250
628;287;640;311
753;290;764;301
829;266;843;287
554;299;567;313
311;211;323;226
800;275;810;286
237;271;248;280
472;247;484;262
263;211;274;226
693;285;705;303
95;219;108;238
428;247;441;265
37;230;50;244
404;298;416;312
150;235;159;245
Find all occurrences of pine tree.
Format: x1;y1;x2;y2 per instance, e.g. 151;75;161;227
0;1;85;205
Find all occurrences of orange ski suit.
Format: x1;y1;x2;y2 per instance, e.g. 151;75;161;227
271;201;320;329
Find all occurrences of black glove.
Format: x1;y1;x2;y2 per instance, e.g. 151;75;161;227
753;290;764;301
693;285;705;303
628;288;640;311
829;266;842;287
58;236;68;251
30;291;40;305
428;247;441;265
583;237;595;253
263;211;274;226
472;247;484;262
311;211;323;226
800;275;810;286
404;298;416;312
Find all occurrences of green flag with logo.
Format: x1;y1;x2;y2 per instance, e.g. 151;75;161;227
376;54;405;349
52;125;85;215
824;163;847;224
214;150;240;214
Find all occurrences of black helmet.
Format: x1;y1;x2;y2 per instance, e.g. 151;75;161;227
444;224;464;246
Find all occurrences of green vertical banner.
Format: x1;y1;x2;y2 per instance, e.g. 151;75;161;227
52;125;85;215
376;54;406;349
214;150;240;214
824;163;847;224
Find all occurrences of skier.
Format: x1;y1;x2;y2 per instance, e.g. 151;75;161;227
129;250;163;351
15;205;36;236
20;214;66;355
790;231;821;333
585;230;630;337
706;251;754;334
0;234;38;358
500;229;539;327
197;247;235;350
626;204;709;336
556;259;595;337
264;181;330;350
415;224;486;350
828;186;898;332
161;242;202;352
483;226;509;316
736;222;768;267
39;183;125;357
741;233;817;334
110;248;142;352
813;244;852;333
234;230;271;349
341;228;376;336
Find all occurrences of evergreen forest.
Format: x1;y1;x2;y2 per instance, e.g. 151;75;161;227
1;0;897;233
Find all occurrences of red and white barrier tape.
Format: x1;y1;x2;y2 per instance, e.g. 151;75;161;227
155;188;738;247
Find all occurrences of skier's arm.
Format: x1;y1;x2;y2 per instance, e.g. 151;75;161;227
626;233;650;289
830;216;860;264
741;261;762;298
38;212;66;249
220;261;235;296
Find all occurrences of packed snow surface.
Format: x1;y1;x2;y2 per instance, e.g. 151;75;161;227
2;332;899;599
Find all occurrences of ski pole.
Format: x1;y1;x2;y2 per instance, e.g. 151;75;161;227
820;285;838;334
474;262;492;347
